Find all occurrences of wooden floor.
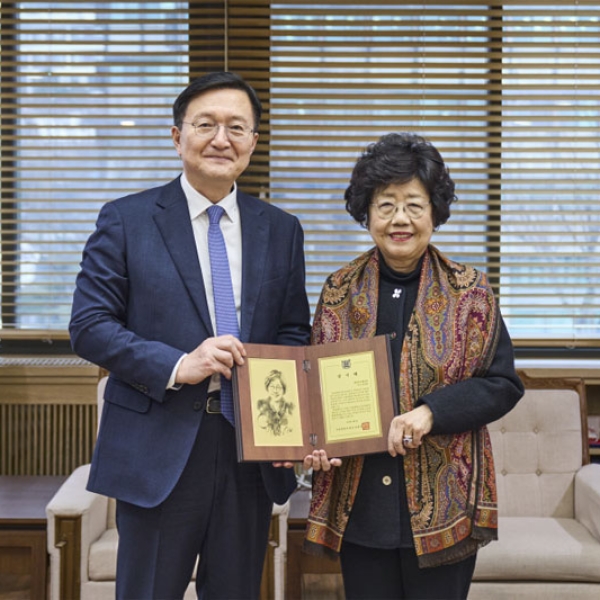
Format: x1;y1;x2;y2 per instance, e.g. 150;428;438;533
303;574;345;599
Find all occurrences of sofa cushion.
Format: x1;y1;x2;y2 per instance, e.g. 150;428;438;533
89;528;119;581
473;517;600;583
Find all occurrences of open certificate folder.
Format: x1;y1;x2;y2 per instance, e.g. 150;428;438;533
232;335;398;462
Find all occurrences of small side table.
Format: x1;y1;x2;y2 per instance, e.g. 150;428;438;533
285;489;342;599
0;476;66;600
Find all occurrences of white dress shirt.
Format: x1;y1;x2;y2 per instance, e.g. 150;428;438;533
167;173;243;389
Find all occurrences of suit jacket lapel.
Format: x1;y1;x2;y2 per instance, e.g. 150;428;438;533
153;178;214;336
238;192;268;342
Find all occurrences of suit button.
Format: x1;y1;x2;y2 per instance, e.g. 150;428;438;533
382;475;392;486
193;401;202;411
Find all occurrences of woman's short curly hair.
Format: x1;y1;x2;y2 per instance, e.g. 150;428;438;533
344;132;457;229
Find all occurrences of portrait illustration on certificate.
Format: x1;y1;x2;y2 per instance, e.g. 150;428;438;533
232;336;396;461
247;358;304;447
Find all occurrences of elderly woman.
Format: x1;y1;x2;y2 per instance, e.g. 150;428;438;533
302;132;524;600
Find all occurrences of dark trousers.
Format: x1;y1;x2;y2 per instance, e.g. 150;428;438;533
115;413;273;600
340;540;477;600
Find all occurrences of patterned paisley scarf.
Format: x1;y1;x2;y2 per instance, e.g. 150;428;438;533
305;245;501;568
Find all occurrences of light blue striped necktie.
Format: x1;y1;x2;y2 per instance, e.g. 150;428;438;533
207;204;239;426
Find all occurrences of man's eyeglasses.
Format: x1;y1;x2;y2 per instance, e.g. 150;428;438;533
371;200;430;221
182;121;254;140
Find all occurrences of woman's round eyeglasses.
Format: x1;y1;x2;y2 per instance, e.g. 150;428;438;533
371;200;430;221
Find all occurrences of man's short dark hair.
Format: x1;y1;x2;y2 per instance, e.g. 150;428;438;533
172;72;262;130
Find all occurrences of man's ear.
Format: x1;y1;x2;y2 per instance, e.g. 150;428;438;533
171;125;182;155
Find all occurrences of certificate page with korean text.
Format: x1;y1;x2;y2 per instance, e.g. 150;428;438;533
318;350;382;444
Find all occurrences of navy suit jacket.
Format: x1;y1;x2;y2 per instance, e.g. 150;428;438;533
70;177;311;508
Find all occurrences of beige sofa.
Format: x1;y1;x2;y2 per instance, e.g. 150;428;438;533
469;373;600;599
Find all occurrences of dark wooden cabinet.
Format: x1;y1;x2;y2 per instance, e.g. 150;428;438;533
286;489;342;599
0;476;65;600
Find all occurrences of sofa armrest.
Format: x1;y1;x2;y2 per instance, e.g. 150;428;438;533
46;464;110;600
575;463;600;542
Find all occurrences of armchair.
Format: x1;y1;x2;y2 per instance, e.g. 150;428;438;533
284;371;600;599
469;372;600;599
46;378;289;600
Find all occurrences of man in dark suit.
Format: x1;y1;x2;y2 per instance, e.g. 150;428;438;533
69;72;311;600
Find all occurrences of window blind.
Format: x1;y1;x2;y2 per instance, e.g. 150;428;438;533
0;1;217;338
1;1;599;348
228;0;600;346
